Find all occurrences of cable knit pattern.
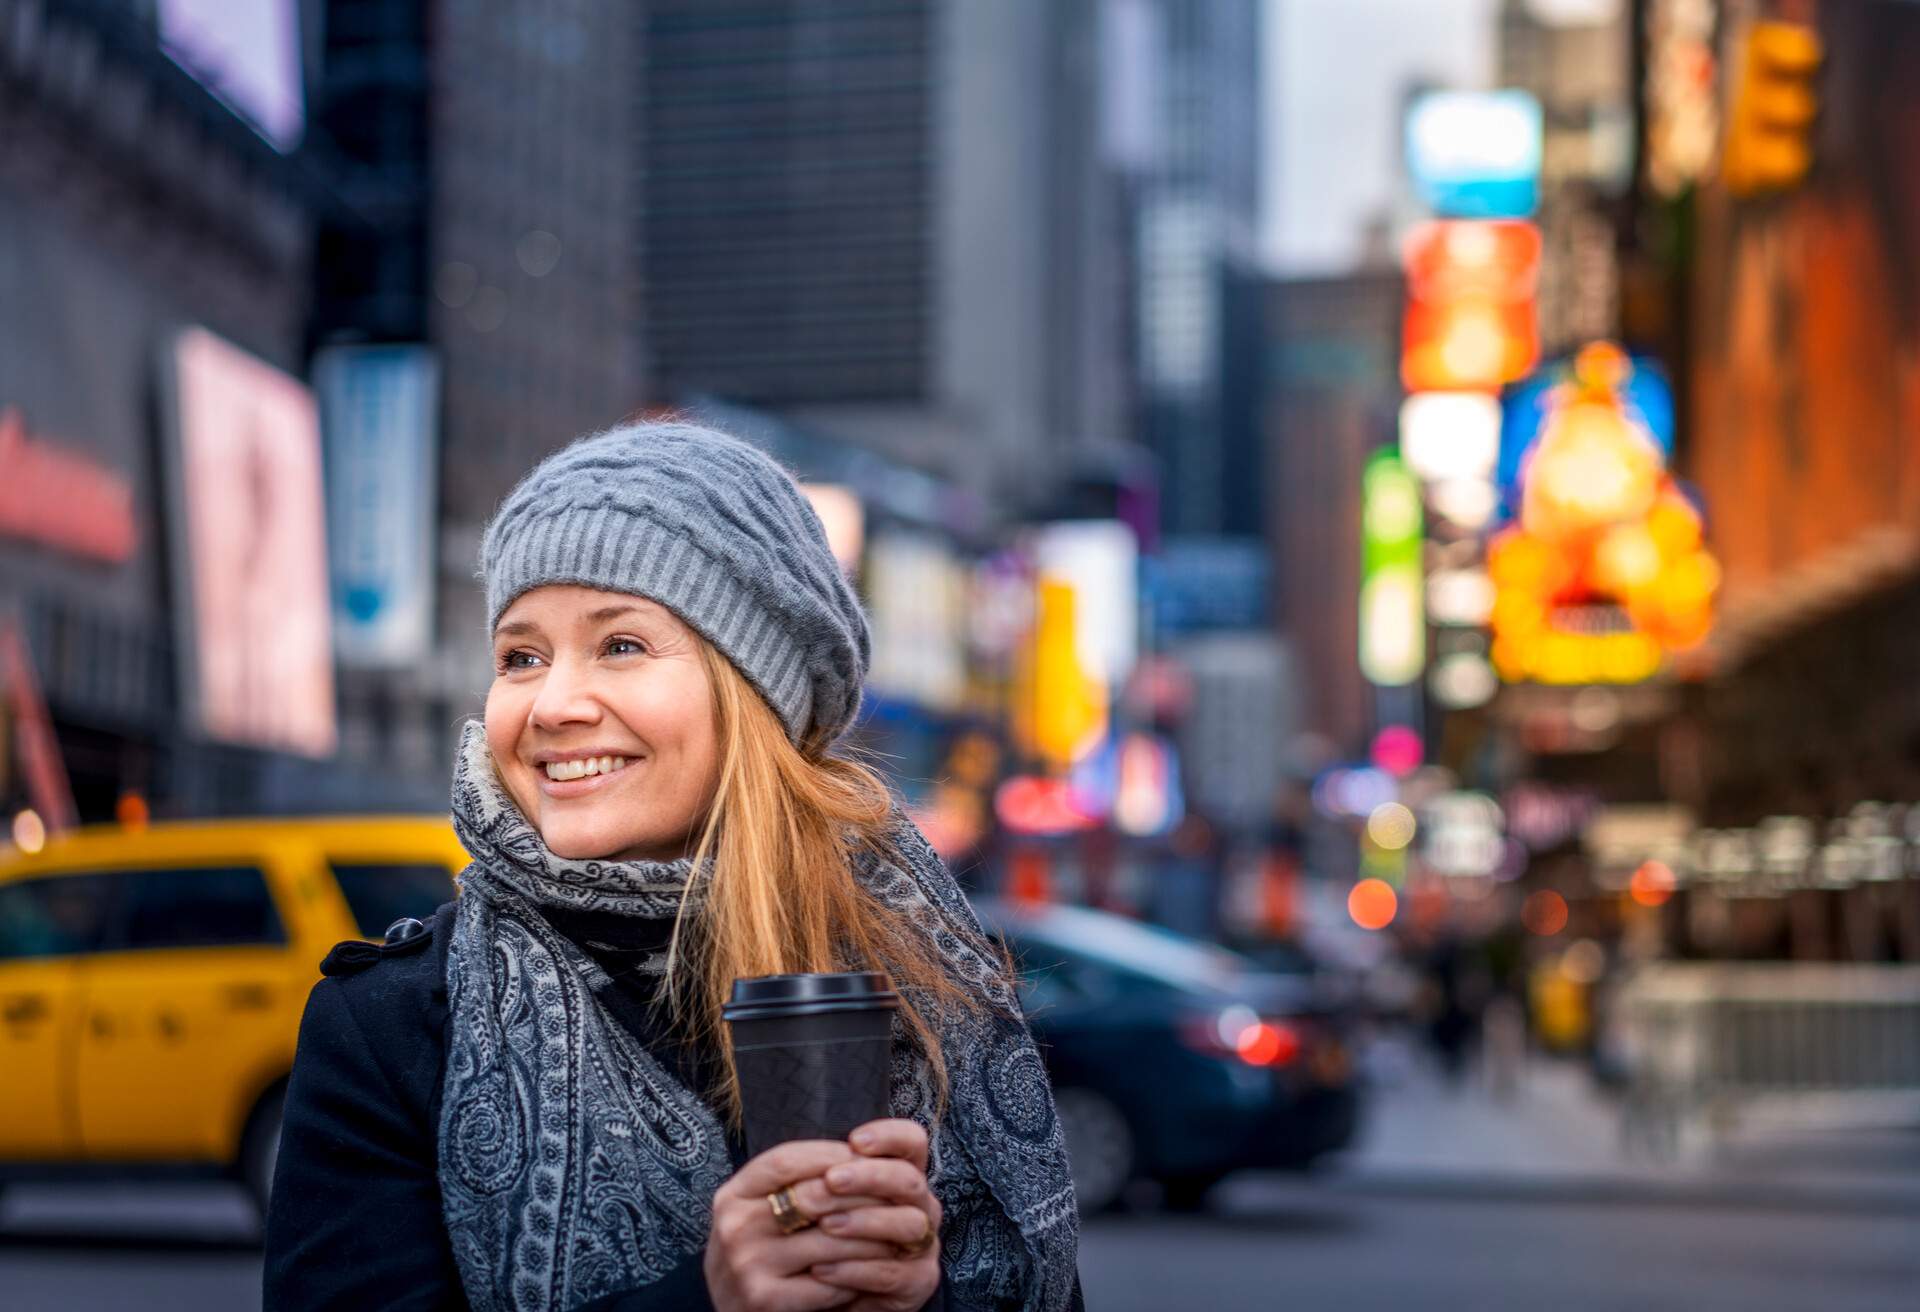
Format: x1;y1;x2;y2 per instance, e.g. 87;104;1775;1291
479;422;871;746
440;723;1080;1312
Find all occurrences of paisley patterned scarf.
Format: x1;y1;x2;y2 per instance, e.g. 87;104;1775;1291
439;721;1080;1310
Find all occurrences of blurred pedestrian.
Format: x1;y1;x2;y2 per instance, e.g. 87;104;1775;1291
1421;929;1490;1087
1150;812;1221;939
264;422;1081;1311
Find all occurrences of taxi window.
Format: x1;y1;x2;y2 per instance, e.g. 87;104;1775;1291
118;866;286;951
0;873;121;960
329;862;455;939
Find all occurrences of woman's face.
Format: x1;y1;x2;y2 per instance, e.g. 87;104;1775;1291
485;585;720;861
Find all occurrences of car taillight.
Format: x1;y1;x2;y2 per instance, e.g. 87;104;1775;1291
1178;1006;1303;1068
1235;1019;1302;1067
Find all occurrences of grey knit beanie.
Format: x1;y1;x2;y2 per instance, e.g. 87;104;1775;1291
479;421;870;747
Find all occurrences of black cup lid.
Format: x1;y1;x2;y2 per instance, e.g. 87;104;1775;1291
723;971;899;1021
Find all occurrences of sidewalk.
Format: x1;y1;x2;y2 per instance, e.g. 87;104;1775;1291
1321;1035;1920;1210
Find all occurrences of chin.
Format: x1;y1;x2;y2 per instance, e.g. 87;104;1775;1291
537;814;631;861
539;810;684;863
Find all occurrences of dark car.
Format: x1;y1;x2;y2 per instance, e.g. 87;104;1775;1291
974;899;1363;1213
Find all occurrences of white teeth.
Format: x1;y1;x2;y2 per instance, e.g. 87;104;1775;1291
544;755;629;782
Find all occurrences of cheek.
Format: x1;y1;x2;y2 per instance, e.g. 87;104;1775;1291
482;682;522;761
483;683;536;801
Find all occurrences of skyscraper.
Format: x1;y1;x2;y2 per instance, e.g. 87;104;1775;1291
1130;0;1263;538
309;0;646;765
634;0;1139;510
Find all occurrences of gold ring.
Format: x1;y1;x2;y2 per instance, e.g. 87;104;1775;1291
893;1211;936;1259
767;1185;814;1235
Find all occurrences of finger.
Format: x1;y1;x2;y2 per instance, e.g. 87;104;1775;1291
824;1157;933;1206
817;1205;937;1247
766;1274;862;1312
848;1118;929;1170
761;1230;900;1276
788;1176;890;1221
809;1258;938;1299
727;1139;860;1196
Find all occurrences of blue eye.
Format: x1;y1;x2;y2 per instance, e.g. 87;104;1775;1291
499;649;543;671
605;637;646;657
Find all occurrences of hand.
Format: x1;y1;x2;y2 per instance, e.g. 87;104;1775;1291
807;1119;942;1312
705;1139;904;1312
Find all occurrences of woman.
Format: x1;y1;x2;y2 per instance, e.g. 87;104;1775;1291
264;423;1082;1311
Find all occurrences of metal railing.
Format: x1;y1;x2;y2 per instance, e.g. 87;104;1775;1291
1615;964;1920;1159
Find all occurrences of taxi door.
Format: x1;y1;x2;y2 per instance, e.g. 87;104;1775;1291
74;862;305;1162
0;872;117;1159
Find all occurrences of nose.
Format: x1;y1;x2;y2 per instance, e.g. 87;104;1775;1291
527;652;602;732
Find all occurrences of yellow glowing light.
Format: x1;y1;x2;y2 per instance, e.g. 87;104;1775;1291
1490;591;1547;637
1593;523;1664;592
1645;490;1704;556
1438;308;1509;381
1366;802;1418;851
1491;635;1532;680
1349;878;1399;931
11;809;46;855
1521;399;1665;539
1599;632;1664;683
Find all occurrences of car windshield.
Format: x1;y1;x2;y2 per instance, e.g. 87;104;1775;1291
997;904;1259;992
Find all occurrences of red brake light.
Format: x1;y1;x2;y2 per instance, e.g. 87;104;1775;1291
1235;1020;1302;1068
1178;1008;1303;1068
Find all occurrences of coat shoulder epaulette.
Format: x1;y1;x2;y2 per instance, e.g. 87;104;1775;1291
319;916;436;978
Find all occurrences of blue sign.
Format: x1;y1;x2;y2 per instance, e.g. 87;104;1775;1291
1144;538;1270;636
315;346;440;667
1497;353;1676;515
1405;90;1544;219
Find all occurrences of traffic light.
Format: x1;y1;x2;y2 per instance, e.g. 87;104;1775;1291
1721;20;1823;197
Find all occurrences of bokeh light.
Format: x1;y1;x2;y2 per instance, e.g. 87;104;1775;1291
11;808;46;855
1348;878;1399;931
1236;1020;1301;1068
1366;802;1418;851
1370;725;1424;776
116;791;150;831
1560;937;1606;985
1629;859;1677;907
1522;888;1569;936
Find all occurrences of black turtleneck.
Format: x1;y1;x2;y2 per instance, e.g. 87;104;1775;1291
538;905;751;1171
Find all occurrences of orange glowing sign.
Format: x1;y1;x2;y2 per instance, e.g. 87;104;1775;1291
1400;221;1542;392
1403;220;1543;305
1488;344;1718;685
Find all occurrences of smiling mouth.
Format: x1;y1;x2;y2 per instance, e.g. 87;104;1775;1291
542;755;634;782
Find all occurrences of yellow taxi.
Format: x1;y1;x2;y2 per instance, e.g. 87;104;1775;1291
0;815;468;1215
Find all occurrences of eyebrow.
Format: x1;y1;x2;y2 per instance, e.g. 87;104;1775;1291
492;603;653;640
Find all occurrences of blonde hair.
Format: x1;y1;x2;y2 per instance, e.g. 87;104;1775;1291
664;641;985;1126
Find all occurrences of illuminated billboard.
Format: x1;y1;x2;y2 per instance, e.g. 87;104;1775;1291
164;328;336;757
1404;90;1543;219
1487;344;1717;685
315;345;440;668
1401;220;1541;392
1359;451;1425;687
1499;352;1674;505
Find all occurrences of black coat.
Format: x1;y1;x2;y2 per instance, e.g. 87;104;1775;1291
263;902;965;1311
